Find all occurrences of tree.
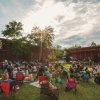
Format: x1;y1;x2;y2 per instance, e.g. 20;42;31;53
64;49;71;62
42;26;54;48
70;44;81;49
2;21;23;39
11;37;32;60
55;45;63;59
48;50;56;61
27;26;41;46
29;26;54;48
28;26;54;61
2;20;32;60
48;45;64;61
91;42;96;47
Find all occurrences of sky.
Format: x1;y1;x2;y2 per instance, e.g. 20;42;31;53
0;0;100;47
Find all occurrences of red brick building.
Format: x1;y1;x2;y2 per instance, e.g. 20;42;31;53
0;38;51;62
31;47;52;62
0;38;11;61
70;46;100;61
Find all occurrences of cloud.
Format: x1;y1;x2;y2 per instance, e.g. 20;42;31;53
22;0;67;33
0;0;100;47
57;0;100;3
54;1;100;47
56;34;87;47
0;0;34;31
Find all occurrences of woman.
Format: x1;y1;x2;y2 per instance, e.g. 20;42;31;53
94;73;100;85
66;74;77;89
24;72;33;81
40;76;58;100
40;76;55;91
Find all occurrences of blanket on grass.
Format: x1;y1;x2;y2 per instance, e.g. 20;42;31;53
30;81;40;88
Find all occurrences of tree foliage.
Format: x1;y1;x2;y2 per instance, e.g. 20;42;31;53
48;45;64;60
11;38;32;58
1;20;55;61
29;26;54;48
70;44;81;49
2;21;23;39
2;21;31;59
65;49;71;62
43;26;54;48
91;42;96;47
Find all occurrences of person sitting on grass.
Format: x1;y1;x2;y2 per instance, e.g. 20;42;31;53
0;70;3;80
12;68;18;80
44;68;52;78
82;71;90;82
39;73;46;84
40;76;56;92
24;71;33;81
65;74;77;91
94;73;100;85
40;76;58;100
3;71;9;80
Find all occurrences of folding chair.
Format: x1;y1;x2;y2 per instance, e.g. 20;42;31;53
40;83;50;100
0;81;16;100
40;83;59;100
82;73;90;82
65;78;77;95
16;72;24;86
94;75;100;85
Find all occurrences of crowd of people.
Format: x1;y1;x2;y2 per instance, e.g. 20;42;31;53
0;59;100;99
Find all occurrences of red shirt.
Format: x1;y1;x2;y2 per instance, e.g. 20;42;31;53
39;75;46;82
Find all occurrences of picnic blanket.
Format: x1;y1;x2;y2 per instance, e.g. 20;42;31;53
30;81;40;88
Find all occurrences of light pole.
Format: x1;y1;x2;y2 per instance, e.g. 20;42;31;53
39;32;42;62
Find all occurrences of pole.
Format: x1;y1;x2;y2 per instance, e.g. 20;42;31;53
39;32;42;62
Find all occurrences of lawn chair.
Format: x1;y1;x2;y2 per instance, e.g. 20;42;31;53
94;74;100;85
0;80;16;100
65;78;77;95
16;72;24;86
40;83;59;100
82;72;90;82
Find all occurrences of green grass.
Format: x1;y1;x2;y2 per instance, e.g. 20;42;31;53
14;64;100;100
1;64;100;100
15;84;40;100
14;80;100;100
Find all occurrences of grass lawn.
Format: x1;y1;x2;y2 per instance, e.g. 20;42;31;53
0;64;99;100
14;64;100;100
14;79;100;100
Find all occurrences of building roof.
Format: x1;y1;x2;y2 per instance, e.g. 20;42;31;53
69;46;100;53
